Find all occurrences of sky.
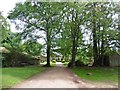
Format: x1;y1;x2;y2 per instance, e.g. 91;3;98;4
0;0;25;17
0;0;25;32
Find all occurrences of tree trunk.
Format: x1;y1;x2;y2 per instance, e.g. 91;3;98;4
68;9;80;67
97;24;101;64
92;28;99;66
92;3;99;66
71;36;77;67
46;43;51;67
103;55;110;66
70;24;79;67
45;24;51;67
100;30;104;66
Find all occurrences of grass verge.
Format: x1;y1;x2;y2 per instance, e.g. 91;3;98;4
2;66;47;88
70;67;118;84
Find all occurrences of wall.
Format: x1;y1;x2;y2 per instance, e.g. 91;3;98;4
109;54;120;67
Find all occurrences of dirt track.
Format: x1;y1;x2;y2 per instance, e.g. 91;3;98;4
12;62;118;88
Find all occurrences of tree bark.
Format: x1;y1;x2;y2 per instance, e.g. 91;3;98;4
92;3;99;66
70;23;79;67
103;55;110;66
45;22;51;67
71;34;77;67
92;26;99;66
46;42;51;67
100;28;104;66
100;28;110;66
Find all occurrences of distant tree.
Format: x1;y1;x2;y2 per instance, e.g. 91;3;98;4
23;39;42;56
2;33;23;52
0;12;10;43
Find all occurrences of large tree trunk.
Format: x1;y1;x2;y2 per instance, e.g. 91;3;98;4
68;9;80;67
100;28;110;66
46;43;51;67
71;35;77;67
69;35;78;67
92;28;99;66
103;55;110;66
92;3;99;66
100;29;104;66
69;24;79;67
97;24;101;64
45;26;51;67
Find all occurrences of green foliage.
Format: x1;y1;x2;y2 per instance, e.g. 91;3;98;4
2;32;23;52
7;2;119;67
8;2;65;66
62;61;69;67
1;31;42;67
2;51;36;67
23;40;42;56
75;60;87;67
51;60;56;63
0;12;10;43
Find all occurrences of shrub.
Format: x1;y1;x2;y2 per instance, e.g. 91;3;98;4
68;62;72;67
2;52;38;67
75;60;88;67
52;60;56;63
41;60;45;63
62;60;65;63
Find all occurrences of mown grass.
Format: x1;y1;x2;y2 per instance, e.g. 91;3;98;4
2;66;47;88
70;67;119;84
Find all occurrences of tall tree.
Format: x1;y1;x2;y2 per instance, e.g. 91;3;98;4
53;2;88;67
83;2;119;66
8;2;62;67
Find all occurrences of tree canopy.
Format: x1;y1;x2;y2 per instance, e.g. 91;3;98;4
5;1;120;67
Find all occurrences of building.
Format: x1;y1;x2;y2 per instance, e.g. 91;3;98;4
109;54;120;67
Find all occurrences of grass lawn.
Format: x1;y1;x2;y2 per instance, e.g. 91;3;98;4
70;67;119;84
2;66;47;88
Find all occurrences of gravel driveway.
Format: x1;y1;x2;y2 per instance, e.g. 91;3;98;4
12;62;118;88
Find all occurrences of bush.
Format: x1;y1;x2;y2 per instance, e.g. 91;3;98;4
2;52;38;67
62;60;65;63
51;60;56;63
68;62;72;67
67;60;88;67
41;60;45;63
75;60;88;67
2;53;11;67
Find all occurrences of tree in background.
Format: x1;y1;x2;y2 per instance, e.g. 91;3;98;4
23;39;42;56
0;12;10;43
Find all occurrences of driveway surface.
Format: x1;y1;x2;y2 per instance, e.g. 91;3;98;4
12;62;118;88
